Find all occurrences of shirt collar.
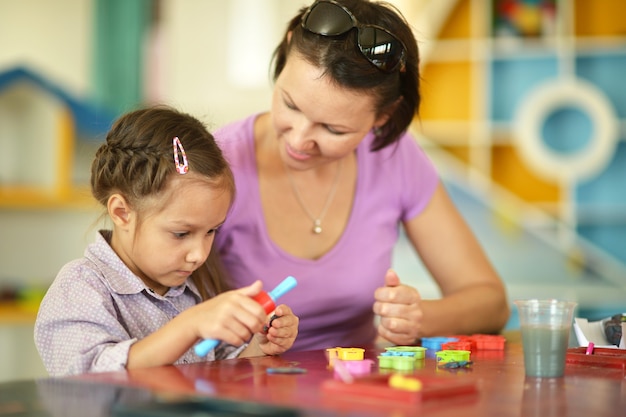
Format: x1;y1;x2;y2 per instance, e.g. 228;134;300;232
86;230;199;300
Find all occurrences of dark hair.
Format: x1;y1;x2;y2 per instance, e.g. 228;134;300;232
272;0;420;151
90;105;235;299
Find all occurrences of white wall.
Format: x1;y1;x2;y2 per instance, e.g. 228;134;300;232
0;0;306;283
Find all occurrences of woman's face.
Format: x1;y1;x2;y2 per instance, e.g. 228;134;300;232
271;53;386;170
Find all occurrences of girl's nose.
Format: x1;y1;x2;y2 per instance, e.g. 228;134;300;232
186;237;213;264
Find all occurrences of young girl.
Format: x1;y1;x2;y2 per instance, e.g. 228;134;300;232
34;107;299;377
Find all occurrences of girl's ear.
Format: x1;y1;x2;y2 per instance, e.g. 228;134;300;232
107;194;133;229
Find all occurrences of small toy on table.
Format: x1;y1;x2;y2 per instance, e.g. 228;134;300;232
469;334;506;350
566;346;626;370
378;346;427;371
326;347;365;367
435;350;472;369
420;337;458;351
333;359;374;380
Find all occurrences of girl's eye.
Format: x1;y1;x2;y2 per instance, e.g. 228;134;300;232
207;225;222;236
173;232;188;239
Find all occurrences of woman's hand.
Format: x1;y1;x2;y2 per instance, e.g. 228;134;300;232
373;269;423;345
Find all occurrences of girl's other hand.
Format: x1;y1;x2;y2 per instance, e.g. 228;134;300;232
254;304;299;355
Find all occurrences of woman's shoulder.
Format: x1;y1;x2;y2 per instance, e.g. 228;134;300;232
214;114;261;165
362;129;430;164
214;114;259;146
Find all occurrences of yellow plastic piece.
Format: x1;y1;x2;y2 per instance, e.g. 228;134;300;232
326;347;365;367
389;374;423;392
326;348;339;367
336;347;365;361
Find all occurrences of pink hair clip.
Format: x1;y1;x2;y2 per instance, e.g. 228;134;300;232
172;137;189;174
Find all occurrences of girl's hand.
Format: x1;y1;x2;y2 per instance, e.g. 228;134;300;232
373;269;423;345
254;304;299;355
190;280;267;347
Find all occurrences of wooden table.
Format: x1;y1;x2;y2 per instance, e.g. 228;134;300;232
1;336;625;417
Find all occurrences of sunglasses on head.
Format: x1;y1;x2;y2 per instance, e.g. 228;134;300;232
301;0;407;73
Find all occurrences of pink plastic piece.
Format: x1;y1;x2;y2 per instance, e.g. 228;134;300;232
333;359;373;380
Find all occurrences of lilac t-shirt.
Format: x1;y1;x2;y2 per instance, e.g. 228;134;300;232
34;230;245;377
215;114;439;351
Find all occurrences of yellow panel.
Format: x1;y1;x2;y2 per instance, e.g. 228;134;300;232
574;0;626;36
442;145;470;165
491;144;560;203
56;108;75;196
420;62;471;120
0;185;97;209
439;0;472;39
418;121;471;146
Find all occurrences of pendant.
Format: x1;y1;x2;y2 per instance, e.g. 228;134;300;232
313;219;322;234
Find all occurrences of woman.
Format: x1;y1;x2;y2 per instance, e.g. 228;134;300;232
214;0;509;351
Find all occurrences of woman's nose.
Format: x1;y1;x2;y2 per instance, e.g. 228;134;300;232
290;118;315;149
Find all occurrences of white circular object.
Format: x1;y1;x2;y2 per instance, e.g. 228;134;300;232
513;79;619;182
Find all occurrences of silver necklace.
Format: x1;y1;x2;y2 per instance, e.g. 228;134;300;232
284;160;343;234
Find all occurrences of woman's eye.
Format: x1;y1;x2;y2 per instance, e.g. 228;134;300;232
173;232;188;239
284;99;297;110
325;125;346;135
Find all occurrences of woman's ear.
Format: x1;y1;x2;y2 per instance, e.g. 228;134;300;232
107;194;133;230
373;113;391;131
373;96;404;130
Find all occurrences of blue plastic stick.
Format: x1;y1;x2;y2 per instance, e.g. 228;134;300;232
194;276;298;357
268;275;297;301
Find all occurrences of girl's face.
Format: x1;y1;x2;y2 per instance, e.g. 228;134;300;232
271;53;387;170
112;175;231;295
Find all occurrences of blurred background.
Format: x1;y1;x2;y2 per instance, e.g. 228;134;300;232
1;0;625;381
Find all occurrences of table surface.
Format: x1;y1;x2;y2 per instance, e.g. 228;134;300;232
2;334;626;417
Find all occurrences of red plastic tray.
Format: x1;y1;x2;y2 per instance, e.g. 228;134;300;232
321;374;478;404
566;347;626;370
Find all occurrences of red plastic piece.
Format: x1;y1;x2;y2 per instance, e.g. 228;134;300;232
469;334;506;350
252;291;275;314
442;341;474;352
566;347;626;370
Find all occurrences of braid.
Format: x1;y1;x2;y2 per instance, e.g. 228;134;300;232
90;142;170;208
